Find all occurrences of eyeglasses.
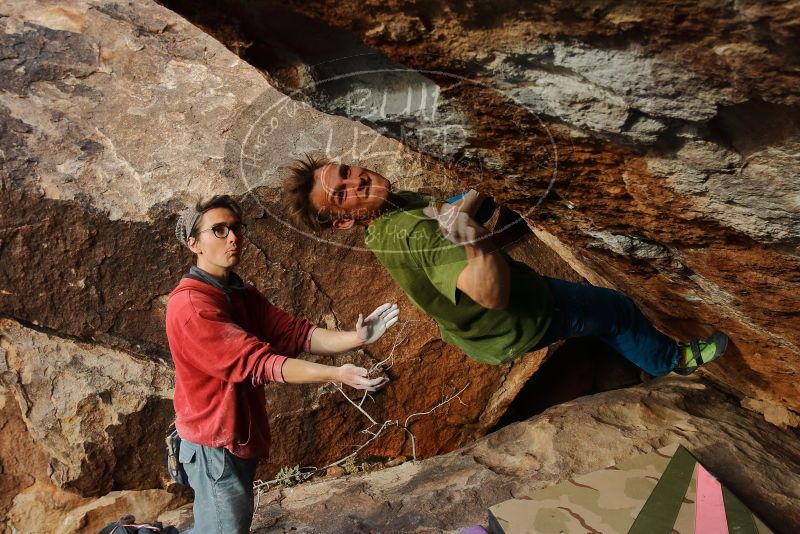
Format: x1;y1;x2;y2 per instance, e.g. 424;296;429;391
196;223;248;239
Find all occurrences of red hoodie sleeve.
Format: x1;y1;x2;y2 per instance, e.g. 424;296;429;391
173;292;288;385
257;292;316;357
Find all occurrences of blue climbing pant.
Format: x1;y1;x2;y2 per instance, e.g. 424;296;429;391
531;277;681;376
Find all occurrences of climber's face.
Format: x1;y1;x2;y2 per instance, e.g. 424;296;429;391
309;163;391;229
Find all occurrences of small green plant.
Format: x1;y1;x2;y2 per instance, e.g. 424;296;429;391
275;464;303;487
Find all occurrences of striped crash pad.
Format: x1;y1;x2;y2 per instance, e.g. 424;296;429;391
488;443;773;534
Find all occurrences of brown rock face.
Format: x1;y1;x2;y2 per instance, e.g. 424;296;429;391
7;483;185;534
165;0;800;417
0;0;572;523
2;0;798;530
0;319;175;496
250;377;800;533
0;390;51;524
233;200;563;474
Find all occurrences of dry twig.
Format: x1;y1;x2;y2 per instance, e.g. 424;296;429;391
252;321;469;510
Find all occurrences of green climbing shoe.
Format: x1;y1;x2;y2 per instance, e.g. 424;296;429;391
674;331;729;376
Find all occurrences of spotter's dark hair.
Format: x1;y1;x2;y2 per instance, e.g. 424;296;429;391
189;195;243;239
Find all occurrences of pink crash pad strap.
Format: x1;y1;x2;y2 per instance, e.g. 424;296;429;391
696;463;729;534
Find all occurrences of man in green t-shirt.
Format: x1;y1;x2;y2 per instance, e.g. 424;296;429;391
282;155;728;375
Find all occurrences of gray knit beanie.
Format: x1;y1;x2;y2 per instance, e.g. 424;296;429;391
175;205;202;247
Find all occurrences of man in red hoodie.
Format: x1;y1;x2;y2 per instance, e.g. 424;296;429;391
166;195;397;534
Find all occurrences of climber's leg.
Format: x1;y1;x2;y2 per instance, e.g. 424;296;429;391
531;277;681;376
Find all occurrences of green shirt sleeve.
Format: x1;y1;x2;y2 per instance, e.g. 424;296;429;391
407;219;468;305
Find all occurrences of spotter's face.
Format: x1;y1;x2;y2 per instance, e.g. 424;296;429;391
188;208;243;274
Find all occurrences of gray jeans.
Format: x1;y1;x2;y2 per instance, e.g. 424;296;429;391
179;438;259;534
